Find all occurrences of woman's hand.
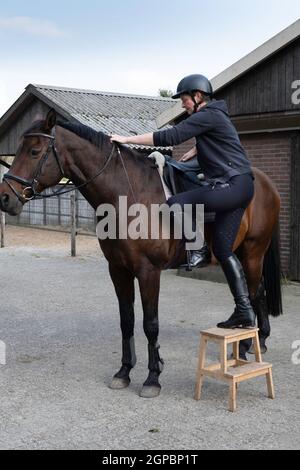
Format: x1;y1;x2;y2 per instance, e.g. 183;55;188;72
110;134;129;144
179;146;197;162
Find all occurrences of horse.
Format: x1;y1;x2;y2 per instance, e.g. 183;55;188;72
0;109;282;398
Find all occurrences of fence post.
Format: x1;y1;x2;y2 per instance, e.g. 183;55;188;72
0;165;5;248
70;192;76;257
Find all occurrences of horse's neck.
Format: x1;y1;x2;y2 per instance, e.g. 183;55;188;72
59;132;145;209
57;134;109;208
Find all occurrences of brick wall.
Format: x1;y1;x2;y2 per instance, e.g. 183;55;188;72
241;133;291;274
173;132;291;275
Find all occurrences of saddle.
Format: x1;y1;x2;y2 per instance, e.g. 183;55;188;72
163;155;205;191
148;152;216;223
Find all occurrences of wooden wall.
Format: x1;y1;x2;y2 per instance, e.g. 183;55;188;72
0;99;62;156
215;37;300;116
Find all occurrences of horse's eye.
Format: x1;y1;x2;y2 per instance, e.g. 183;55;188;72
31;149;40;157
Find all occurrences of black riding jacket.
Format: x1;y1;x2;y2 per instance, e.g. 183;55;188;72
153;100;254;184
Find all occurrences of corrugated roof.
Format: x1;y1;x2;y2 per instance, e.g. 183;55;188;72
0;83;173;151
31;84;173;138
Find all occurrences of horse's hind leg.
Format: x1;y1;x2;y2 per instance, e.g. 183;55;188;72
109;264;137;389
249;279;270;354
240;242;271;355
137;264;164;398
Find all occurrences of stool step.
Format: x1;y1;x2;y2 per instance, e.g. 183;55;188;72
200;327;259;344
201;327;258;339
225;361;272;381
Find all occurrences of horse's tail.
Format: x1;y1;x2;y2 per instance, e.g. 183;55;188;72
262;222;283;317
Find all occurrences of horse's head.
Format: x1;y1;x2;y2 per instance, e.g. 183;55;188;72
0;109;63;215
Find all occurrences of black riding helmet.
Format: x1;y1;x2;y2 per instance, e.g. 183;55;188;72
172;74;213;112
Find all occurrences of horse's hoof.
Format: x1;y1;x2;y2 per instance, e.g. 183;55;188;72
109;377;130;390
260;344;267;354
139;385;161;398
248;343;267;355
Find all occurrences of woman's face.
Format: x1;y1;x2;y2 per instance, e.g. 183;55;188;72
180;94;195;115
180;91;203;114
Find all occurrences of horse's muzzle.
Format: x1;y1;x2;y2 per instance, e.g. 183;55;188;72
0;184;23;215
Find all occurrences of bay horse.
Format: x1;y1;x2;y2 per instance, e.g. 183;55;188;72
0;109;282;398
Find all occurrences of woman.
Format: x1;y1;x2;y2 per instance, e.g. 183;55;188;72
111;74;255;329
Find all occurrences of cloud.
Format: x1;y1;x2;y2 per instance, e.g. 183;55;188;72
0;16;65;37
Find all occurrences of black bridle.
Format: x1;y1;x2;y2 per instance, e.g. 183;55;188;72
3;130;63;202
2;128;117;203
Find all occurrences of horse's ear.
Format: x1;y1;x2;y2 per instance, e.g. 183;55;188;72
44;108;57;132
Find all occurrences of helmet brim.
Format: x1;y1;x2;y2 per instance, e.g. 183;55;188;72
172;89;213;100
171;89;190;99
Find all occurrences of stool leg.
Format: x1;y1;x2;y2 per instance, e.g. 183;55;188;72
253;332;262;363
229;380;237;412
233;341;239;361
266;368;275;399
195;336;207;400
232;342;239;389
220;339;228;374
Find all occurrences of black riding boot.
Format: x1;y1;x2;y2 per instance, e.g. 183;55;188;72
180;241;212;269
217;254;256;329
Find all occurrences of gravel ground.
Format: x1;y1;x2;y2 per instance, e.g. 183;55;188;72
2;224;100;256
0;225;299;450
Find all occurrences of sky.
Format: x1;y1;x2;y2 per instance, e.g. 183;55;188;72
0;0;299;116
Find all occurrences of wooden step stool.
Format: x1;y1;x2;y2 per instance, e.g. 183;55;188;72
194;327;275;412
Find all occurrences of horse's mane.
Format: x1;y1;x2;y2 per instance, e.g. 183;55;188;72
25;119;112;150
56;120;171;159
25;119;171;162
57;120;108;150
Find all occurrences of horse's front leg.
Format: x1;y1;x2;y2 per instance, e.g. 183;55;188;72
137;264;164;398
108;264;137;389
